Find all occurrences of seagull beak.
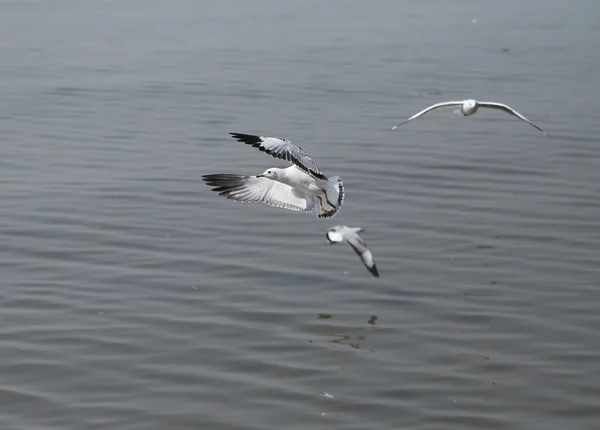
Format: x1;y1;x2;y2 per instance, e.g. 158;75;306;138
256;174;264;178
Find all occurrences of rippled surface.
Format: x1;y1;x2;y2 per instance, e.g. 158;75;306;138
1;0;600;429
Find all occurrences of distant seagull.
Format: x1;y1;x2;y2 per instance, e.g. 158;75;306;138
392;99;550;136
202;133;344;219
326;225;379;277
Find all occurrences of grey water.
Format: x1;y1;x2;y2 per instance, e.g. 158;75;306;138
1;0;600;429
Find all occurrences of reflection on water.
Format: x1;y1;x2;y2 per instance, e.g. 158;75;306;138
329;334;367;351
314;314;379;352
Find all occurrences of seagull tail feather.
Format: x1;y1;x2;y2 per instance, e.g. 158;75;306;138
317;176;345;220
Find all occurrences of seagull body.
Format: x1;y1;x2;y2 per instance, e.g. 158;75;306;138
326;225;379;277
392;98;550;136
262;165;325;196
202;133;344;219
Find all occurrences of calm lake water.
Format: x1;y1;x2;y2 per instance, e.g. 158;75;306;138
1;0;600;429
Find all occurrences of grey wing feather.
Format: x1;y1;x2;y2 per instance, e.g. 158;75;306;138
202;174;314;212
347;236;380;278
392;101;464;129
230;133;328;180
480;102;550;136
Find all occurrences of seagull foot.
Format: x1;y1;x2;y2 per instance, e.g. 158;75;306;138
322;188;336;209
317;196;330;215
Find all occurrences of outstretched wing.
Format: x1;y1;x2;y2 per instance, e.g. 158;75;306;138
202;174;314;212
230;133;328;180
347;234;380;278
480;102;551;137
392;101;464;129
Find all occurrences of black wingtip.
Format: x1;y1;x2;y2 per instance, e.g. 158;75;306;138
202;174;219;184
201;174;247;193
202;173;241;183
229;132;263;145
369;264;380;278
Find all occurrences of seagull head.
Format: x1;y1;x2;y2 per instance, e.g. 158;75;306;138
256;168;279;179
325;226;344;244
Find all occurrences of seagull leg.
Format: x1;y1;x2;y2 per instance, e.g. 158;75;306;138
321;189;336;208
316;196;330;214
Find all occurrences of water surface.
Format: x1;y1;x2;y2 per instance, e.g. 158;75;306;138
1;0;599;429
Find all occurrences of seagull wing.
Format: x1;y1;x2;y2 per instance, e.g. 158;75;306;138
479;102;550;136
202;174;314;212
392;101;464;129
230;133;328;180
347;234;380;278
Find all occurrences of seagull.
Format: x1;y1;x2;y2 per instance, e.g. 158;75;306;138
202;133;345;219
326;225;379;277
392;99;550;136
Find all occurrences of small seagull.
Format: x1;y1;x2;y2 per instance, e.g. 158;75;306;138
392;99;550;136
203;133;344;219
326;225;379;277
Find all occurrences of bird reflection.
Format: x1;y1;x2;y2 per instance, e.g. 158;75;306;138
329;334;365;350
314;314;379;351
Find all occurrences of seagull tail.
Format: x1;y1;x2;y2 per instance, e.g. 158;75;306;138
317;176;345;220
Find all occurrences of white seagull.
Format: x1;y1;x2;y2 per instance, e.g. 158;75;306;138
326;225;379;277
202;133;345;219
392;98;550;136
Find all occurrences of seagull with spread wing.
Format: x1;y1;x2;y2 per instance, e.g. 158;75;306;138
326;225;379;277
202;133;345;219
392;98;550;136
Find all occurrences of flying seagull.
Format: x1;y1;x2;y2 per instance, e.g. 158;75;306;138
326;225;379;277
202;133;345;219
392;99;550;136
